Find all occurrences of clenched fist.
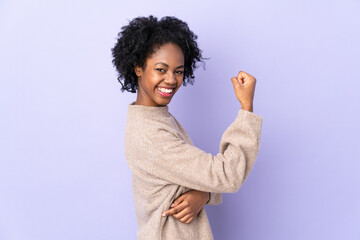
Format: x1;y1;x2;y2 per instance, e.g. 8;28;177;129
231;71;257;112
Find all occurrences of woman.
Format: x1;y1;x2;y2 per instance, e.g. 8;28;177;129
112;15;263;240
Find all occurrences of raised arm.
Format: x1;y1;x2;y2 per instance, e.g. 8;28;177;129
125;108;262;193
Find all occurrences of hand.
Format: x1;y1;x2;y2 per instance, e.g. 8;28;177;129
231;71;257;111
161;190;210;224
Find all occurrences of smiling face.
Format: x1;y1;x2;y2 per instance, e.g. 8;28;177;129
135;42;185;107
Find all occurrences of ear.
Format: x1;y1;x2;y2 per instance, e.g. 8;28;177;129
134;65;143;77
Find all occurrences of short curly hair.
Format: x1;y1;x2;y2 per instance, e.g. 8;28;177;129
111;15;206;93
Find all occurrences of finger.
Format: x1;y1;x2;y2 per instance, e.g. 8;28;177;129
237;71;253;84
237;71;250;79
162;207;177;216
179;214;193;224
231;77;241;89
162;201;188;217
171;193;188;207
172;202;191;219
171;201;190;218
185;216;194;224
172;206;191;219
237;71;246;84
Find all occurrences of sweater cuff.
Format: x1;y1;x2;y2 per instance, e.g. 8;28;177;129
238;109;263;130
206;192;222;205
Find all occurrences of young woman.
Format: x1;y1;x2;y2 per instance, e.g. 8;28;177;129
112;15;263;240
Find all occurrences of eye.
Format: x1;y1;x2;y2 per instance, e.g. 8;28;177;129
156;68;165;73
176;71;184;74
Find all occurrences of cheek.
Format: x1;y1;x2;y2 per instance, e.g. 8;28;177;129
142;73;158;89
149;72;162;83
176;79;183;91
178;76;184;85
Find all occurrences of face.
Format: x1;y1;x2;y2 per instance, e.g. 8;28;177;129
135;42;185;107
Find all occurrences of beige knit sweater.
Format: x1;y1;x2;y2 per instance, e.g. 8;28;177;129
124;101;263;240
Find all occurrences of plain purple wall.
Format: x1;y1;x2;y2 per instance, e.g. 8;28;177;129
0;0;359;239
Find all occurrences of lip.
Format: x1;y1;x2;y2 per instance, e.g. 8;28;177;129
157;86;175;97
157;86;175;89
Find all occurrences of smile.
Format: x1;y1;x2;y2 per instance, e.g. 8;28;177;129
157;87;174;97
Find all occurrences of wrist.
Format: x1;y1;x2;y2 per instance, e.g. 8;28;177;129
241;104;253;112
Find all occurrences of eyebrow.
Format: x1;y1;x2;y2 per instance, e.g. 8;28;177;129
155;62;184;69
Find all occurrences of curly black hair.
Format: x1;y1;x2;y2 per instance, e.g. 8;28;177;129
111;15;207;93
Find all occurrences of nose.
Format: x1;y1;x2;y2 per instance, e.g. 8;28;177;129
164;72;177;85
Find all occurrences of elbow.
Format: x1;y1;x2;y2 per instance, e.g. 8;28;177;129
224;178;244;193
211;177;242;193
227;168;254;192
227;186;239;193
223;163;247;193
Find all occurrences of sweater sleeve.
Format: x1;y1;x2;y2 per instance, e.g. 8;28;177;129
206;192;222;205
126;109;263;193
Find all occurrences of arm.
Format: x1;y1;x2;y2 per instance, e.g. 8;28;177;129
125;108;263;193
203;101;254;205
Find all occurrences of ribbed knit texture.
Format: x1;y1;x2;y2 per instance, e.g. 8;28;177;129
124;101;263;239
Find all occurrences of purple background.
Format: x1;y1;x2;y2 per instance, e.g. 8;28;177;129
0;0;359;239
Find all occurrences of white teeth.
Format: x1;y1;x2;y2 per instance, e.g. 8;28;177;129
158;87;173;93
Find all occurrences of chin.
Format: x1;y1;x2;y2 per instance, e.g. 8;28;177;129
156;97;172;106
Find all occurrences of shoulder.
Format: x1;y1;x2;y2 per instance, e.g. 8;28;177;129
125;113;180;141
